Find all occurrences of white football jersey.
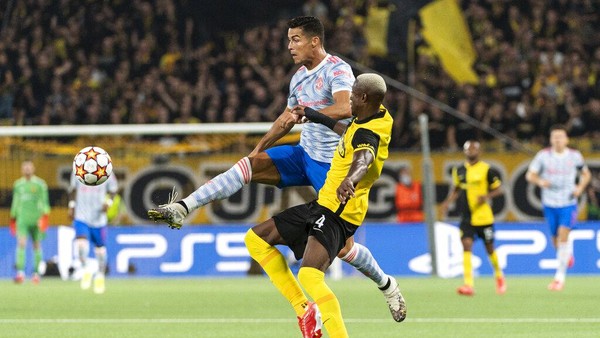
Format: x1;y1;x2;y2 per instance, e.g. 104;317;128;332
528;148;587;207
70;174;118;227
288;54;354;163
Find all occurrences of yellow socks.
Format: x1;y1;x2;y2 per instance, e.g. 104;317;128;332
488;251;503;279
244;229;307;316
298;267;348;338
463;251;474;287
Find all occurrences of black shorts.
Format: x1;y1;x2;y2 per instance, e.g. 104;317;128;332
460;221;495;243
273;201;359;263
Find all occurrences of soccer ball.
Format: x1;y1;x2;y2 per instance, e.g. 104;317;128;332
73;146;113;186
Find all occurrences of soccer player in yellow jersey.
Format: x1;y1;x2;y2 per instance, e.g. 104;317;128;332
244;73;404;338
440;140;506;296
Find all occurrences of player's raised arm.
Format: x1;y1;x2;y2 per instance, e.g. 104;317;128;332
291;106;347;136
318;90;351;120
248;107;300;157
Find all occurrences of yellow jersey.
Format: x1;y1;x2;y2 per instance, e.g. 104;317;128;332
317;106;393;225
452;160;501;226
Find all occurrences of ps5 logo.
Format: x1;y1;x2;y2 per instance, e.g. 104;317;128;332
114;232;250;274
408;222;600;276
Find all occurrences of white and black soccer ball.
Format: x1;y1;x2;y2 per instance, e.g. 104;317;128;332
73;146;113;186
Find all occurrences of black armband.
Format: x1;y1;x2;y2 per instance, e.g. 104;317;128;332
304;107;337;131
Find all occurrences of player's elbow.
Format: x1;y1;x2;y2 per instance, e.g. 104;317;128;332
525;171;535;183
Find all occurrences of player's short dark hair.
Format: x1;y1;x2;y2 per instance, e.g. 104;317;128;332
463;139;481;150
549;124;568;135
287;16;324;44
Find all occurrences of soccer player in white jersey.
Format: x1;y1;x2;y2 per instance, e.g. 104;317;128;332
68;174;118;294
149;16;405;322
526;125;590;291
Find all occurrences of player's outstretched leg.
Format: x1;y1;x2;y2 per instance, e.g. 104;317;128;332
340;242;407;322
148;158;251;229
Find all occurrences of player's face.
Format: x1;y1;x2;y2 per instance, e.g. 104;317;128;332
550;129;568;151
287;28;313;65
463;141;480;161
350;82;365;116
21;161;34;177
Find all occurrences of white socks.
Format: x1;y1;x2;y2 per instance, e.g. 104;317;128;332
183;157;252;211
341;242;388;288
554;241;572;283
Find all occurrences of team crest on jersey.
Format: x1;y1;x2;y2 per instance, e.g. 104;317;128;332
315;76;323;91
337;131;346;157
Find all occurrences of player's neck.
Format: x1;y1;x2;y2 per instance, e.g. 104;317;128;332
304;49;327;70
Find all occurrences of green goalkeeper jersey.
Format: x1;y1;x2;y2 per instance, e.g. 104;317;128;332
10;176;50;226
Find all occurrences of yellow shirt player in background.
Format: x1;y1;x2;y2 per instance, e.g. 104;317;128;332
10;160;50;284
244;73;404;338
441;140;506;296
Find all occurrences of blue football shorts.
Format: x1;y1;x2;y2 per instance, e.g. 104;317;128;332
542;204;578;236
265;144;330;192
74;220;107;247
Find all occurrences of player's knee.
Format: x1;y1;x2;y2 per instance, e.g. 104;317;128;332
337;240;354;259
95;246;107;256
76;238;87;248
244;229;266;258
298;267;321;289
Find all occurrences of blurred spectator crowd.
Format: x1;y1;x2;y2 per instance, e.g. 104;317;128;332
0;0;598;151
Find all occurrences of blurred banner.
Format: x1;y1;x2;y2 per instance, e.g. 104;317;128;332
1;222;598;278
419;0;478;84
2;152;600;225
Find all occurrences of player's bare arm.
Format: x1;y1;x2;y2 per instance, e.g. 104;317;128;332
573;166;591;197
318;90;351;120
478;186;503;205
525;170;551;188
248;107;298;158
337;149;374;204
440;186;460;217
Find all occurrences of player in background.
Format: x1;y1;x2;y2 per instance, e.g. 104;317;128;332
68;173;118;294
10;160;50;284
246;73;402;338
148;16;404;321
526;125;590;291
440;140;506;296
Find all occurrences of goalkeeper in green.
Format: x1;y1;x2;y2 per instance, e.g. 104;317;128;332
10;160;50;284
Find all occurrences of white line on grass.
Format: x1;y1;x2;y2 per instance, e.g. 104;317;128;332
1;318;599;324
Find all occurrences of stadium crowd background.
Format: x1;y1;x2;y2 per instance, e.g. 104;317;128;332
0;0;598;151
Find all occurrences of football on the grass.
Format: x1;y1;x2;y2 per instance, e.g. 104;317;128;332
73;146;113;186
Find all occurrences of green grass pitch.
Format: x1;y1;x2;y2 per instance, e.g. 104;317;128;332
1;276;600;337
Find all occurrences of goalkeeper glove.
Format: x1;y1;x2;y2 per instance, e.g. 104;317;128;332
38;214;49;233
9;218;16;237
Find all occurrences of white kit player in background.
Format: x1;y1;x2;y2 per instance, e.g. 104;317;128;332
68;173;118;294
526;125;591;291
